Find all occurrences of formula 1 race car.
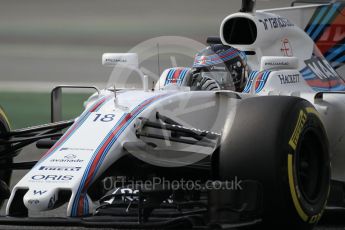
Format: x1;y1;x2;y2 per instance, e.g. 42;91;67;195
0;0;344;229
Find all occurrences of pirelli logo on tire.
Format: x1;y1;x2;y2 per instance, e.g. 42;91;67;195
289;110;307;151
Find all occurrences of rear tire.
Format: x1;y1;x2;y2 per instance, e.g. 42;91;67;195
218;96;330;229
0;107;12;207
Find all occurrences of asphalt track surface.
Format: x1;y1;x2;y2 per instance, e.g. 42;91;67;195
0;0;344;229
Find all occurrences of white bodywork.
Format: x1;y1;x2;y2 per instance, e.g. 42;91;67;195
6;2;345;217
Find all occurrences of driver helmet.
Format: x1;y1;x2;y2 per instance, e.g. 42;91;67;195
191;44;248;92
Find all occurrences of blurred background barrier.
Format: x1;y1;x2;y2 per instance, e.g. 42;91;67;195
0;0;293;128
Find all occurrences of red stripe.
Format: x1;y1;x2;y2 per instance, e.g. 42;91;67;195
77;195;84;216
172;69;182;83
254;72;264;90
306;79;343;87
89;97;108;112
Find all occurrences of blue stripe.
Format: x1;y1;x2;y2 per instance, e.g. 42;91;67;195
307;6;329;35
245;72;258;93
182;69;188;83
164;69;175;86
168;69;175;81
330;85;345;91
177;69;187;85
326;45;345;61
243;71;258;93
302;68;312;75
333;53;345;64
303;71;314;77
310;3;341;40
301;67;315;79
303;75;316;80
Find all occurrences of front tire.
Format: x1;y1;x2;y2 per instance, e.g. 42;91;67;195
218;96;330;229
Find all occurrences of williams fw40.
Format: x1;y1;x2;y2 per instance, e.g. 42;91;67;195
0;0;345;229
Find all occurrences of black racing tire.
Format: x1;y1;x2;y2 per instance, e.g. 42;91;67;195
0;106;12;207
218;96;330;229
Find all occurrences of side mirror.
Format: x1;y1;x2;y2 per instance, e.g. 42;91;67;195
102;53;150;91
102;53;139;68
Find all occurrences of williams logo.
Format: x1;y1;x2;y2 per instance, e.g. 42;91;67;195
39;166;81;172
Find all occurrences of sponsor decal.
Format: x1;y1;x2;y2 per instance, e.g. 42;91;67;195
305;57;340;80
289;110;307;150
33;190;47;195
50;158;83;163
265;61;289;67
258;17;294;31
281;38;293;57
104;57;129;65
31;175;74;181
278;73;300;84
49;154;84;163
39;166;81;172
